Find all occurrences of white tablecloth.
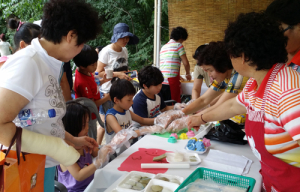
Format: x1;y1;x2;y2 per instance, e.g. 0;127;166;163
84;135;262;192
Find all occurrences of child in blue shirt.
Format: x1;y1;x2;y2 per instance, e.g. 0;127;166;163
105;79;161;154
131;66;174;118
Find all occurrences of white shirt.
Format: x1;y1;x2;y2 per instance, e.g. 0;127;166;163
98;45;128;93
0;38;66;168
0;41;11;56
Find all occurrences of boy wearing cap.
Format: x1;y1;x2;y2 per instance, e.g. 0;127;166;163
96;23;139;120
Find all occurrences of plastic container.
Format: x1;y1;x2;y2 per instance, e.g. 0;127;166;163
166;152;201;166
144;178;179;192
154;173;184;185
194;122;214;139
94;72;101;94
13;108;61;127
116;171;155;192
175;167;256;192
185;143;208;154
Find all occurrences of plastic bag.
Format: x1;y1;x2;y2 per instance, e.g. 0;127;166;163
109;129;138;150
139;125;165;135
166;116;189;133
204;120;247;145
154;110;184;128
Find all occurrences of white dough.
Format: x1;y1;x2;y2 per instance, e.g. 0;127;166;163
120;183;132;189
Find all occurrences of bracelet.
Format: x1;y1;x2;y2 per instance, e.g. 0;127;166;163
201;114;207;123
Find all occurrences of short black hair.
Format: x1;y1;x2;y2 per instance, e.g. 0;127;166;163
224;12;287;71
193;44;207;60
170;27;188;41
41;0;102;45
266;0;300;26
198;41;232;73
63;101;90;137
138;66;164;88
110;79;136;103
73;44;98;68
8;18;41;51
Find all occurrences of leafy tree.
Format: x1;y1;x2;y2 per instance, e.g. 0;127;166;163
0;0;169;71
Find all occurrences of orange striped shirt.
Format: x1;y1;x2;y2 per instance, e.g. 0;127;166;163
237;64;300;167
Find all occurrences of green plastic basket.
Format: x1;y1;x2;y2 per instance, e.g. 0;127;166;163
175;168;256;192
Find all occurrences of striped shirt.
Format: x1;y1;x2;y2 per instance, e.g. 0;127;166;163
159;39;186;84
210;69;249;94
237;64;300;167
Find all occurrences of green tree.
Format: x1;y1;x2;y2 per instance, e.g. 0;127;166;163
0;0;169;71
0;0;45;46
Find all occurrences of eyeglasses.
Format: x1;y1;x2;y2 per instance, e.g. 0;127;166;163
283;25;292;32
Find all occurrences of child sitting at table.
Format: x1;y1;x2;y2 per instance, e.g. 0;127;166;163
131;66;174;118
57;101;113;192
105;79;162;155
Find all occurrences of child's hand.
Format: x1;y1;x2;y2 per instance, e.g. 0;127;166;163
139;125;165;135
93;145;113;169
174;103;188;110
110;129;137;146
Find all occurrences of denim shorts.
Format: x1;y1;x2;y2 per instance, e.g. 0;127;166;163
100;92;114;115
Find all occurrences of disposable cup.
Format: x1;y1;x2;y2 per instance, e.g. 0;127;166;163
105;68;113;79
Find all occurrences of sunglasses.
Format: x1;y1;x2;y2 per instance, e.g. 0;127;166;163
283;25;292;32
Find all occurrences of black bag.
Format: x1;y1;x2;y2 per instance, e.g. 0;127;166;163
204;120;248;145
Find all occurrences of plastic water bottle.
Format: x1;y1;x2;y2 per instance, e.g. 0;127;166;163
94;72;101;93
13;108;61;127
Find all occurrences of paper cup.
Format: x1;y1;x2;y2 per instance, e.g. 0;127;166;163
105;68;113;79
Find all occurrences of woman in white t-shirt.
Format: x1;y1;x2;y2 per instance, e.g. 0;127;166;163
96;23;139;117
0;33;13;57
0;1;102;191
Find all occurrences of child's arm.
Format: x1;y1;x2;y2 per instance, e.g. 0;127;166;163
161;105;175;112
106;114;123;133
60;163;96;182
130;111;154;126
94;93;110;107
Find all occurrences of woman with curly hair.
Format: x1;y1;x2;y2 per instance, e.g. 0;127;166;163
188;12;300;191
0;0;102;191
266;0;300;73
182;41;249;118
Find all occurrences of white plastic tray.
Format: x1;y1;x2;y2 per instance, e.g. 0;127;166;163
154;173;184;185
116;171;155;192
194;122;214;139
184;143;209;154
165;152;201;165
144;179;179;192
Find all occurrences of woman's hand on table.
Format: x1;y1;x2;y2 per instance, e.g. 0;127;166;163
186;74;192;81
187;115;206;131
73;136;98;153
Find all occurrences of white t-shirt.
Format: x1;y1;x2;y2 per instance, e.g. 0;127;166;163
98;45;128;93
0;38;66;168
0;41;11;56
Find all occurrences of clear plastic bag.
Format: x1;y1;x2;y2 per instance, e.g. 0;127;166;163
109;129;138;150
166;116;189;133
139;125;165;135
154;110;184;128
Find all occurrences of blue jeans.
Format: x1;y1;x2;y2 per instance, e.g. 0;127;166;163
100;92;114;115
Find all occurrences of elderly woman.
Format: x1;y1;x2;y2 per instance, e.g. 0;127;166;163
188;12;300;191
266;0;300;72
182;41;248;120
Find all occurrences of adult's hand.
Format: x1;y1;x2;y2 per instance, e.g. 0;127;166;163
73;136;98;153
114;72;132;81
187;115;206;131
186;74;192;81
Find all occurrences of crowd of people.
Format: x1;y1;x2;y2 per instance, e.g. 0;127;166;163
0;0;299;191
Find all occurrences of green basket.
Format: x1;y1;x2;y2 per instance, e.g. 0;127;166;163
175;168;256;192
